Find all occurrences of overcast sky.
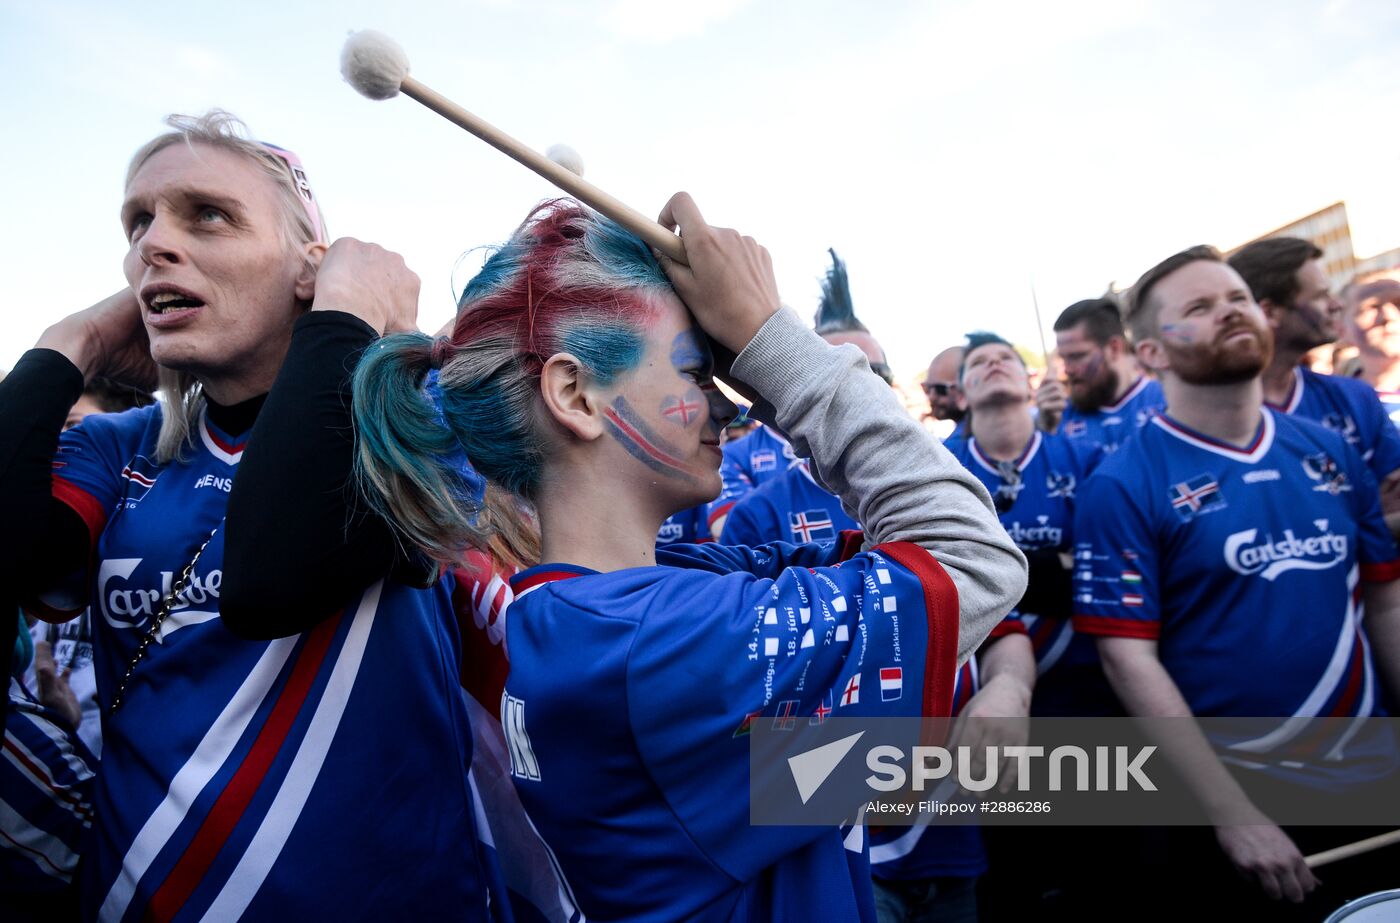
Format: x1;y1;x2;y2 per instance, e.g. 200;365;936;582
4;0;1399;378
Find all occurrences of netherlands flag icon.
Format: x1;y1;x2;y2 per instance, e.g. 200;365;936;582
880;667;903;701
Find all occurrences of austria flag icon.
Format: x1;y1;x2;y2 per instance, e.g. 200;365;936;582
879;667;903;701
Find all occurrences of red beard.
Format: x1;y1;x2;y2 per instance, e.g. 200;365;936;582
1165;319;1273;385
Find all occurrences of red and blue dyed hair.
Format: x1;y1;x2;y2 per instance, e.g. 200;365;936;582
353;200;672;565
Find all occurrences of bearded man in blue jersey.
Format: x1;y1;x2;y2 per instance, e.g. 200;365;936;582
1231;237;1400;533
1037;298;1165;453
1073;245;1400;920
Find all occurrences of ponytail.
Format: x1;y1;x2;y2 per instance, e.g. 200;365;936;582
352;333;488;565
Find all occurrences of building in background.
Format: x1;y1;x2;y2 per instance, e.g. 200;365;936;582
1228;201;1400;290
1356;246;1400;277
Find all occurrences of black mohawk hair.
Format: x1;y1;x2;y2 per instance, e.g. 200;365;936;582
814;248;868;335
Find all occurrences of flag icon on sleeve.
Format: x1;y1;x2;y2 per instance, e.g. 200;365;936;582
841;673;860;707
879;667;903;702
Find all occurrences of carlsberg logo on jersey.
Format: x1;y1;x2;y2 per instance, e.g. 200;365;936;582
97;557;222;633
1006;516;1063;549
1224;521;1347;581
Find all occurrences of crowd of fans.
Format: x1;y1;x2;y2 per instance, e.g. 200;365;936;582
3;107;1399;923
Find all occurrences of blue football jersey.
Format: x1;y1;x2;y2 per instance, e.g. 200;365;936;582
706;427;800;532
1072;408;1400;788
502;538;962;922
717;461;985;883
720;463;859;547
25;611;102;756
657;504;712;547
1058;376;1165;454
1;677;96;897
943;430;1111;716
1268;366;1400;484
41;405;495;921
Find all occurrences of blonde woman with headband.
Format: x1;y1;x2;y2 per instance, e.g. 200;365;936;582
0;111;501;919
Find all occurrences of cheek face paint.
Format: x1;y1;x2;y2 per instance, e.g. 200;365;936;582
661;389;705;427
1081;352;1105;379
1160;323;1194;345
603;396;699;485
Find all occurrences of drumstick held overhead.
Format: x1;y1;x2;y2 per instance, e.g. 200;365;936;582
340;30;686;264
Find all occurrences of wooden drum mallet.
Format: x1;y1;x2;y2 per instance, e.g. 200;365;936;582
340;30;687;265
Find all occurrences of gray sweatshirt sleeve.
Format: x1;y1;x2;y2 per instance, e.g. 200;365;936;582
730;307;1027;664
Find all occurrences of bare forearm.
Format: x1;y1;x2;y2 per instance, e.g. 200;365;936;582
977;633;1035;712
1099;638;1260;822
1098;638;1317;901
1363;581;1400;708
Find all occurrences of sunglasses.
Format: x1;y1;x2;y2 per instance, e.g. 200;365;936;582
871;362;895;386
922;381;958;397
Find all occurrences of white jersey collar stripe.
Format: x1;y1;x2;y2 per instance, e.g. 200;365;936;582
968;429;1042;476
199;411;245;466
1102;376;1149;413
1150;408;1275;464
1264;367;1304;414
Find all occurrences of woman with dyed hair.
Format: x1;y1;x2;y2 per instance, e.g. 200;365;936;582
0;111;500;919
326;193;1027;921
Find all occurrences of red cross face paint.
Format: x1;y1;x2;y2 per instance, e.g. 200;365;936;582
661;391;705;427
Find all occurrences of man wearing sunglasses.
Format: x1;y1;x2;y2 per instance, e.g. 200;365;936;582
922;346;967;435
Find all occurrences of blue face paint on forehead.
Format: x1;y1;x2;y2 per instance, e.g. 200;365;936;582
670;328;709;371
560;323;646;386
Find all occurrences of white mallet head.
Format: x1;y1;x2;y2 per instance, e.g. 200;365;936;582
546;144;585;177
341;30;410;100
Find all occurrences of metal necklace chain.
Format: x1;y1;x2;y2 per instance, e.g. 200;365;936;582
107;525;220;715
